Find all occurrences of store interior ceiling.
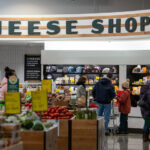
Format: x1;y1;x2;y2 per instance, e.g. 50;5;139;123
0;0;150;15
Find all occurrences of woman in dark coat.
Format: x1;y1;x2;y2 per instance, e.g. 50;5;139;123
140;80;150;142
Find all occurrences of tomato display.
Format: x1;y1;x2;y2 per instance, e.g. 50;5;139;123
36;106;73;120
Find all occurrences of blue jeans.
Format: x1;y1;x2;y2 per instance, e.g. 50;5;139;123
98;103;111;132
119;113;128;133
143;122;149;132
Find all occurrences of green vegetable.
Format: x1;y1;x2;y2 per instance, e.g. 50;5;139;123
22;119;33;129
33;123;44;131
43;122;54;129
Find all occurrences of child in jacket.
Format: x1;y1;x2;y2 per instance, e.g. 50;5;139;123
117;80;131;134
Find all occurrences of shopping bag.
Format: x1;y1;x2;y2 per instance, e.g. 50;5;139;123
77;96;86;107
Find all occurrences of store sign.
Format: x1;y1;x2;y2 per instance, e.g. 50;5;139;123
42;80;52;93
0;10;150;39
25;55;41;81
7;76;19;92
32;90;48;112
5;92;21;114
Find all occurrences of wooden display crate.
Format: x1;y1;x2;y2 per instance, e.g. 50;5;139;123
2;142;23;150
58;118;104;150
21;126;58;150
55;101;69;106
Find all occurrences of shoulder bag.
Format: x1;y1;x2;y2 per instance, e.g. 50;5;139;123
137;94;150;110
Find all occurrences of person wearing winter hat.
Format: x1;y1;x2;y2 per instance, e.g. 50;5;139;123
140;80;150;142
117;80;131;134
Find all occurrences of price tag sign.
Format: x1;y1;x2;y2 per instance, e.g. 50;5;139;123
89;87;93;90
96;76;100;80
42;80;52;92
5;92;21;114
32;90;48;112
70;78;75;82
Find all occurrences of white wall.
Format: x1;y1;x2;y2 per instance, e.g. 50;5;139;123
0;43;44;82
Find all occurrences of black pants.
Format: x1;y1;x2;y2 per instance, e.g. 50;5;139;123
119;113;128;133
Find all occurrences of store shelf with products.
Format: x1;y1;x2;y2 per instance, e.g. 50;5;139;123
127;65;150;107
43;64;119;87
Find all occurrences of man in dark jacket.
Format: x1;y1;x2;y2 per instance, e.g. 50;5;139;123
140;80;150;142
92;73;115;135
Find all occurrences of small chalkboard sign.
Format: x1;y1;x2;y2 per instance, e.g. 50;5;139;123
24;54;41;81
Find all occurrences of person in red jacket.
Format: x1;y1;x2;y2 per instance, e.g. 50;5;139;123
117;80;131;134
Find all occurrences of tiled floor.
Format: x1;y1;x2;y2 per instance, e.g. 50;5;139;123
104;134;150;150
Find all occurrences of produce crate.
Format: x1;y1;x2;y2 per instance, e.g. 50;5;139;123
55;101;69;106
58;118;104;150
1;142;23;150
21;126;58;150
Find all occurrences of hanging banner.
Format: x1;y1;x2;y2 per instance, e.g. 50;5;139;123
42;80;52;92
7;76;19;92
5;92;21;114
32;90;48;112
0;10;150;39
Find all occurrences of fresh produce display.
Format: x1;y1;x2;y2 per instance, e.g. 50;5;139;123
75;109;97;120
37;106;74;120
23;103;32;109
4;111;55;131
32;120;44;131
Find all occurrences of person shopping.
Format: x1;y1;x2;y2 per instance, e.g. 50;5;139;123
117;80;131;134
140;80;150;142
76;76;86;107
0;67;13;100
92;73;115;135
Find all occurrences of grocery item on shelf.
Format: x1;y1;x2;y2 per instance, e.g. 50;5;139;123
57;66;63;73
62;66;68;73
102;68;110;73
132;86;141;95
68;66;76;73
76;66;83;73
132;65;142;73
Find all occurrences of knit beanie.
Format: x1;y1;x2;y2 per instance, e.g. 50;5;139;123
122;80;130;89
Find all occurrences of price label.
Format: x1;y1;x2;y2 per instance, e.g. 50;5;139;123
70;78;75;82
56;89;60;93
32;90;48;112
96;76;100;80
89;87;93;90
5;92;21;114
42;80;52;92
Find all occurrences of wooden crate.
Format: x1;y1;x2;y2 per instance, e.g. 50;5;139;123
58;118;104;150
57;120;68;150
21;126;58;150
55;101;69;106
2;142;23;150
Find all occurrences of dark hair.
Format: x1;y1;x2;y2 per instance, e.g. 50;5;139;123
107;73;113;79
5;67;13;79
77;77;86;87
